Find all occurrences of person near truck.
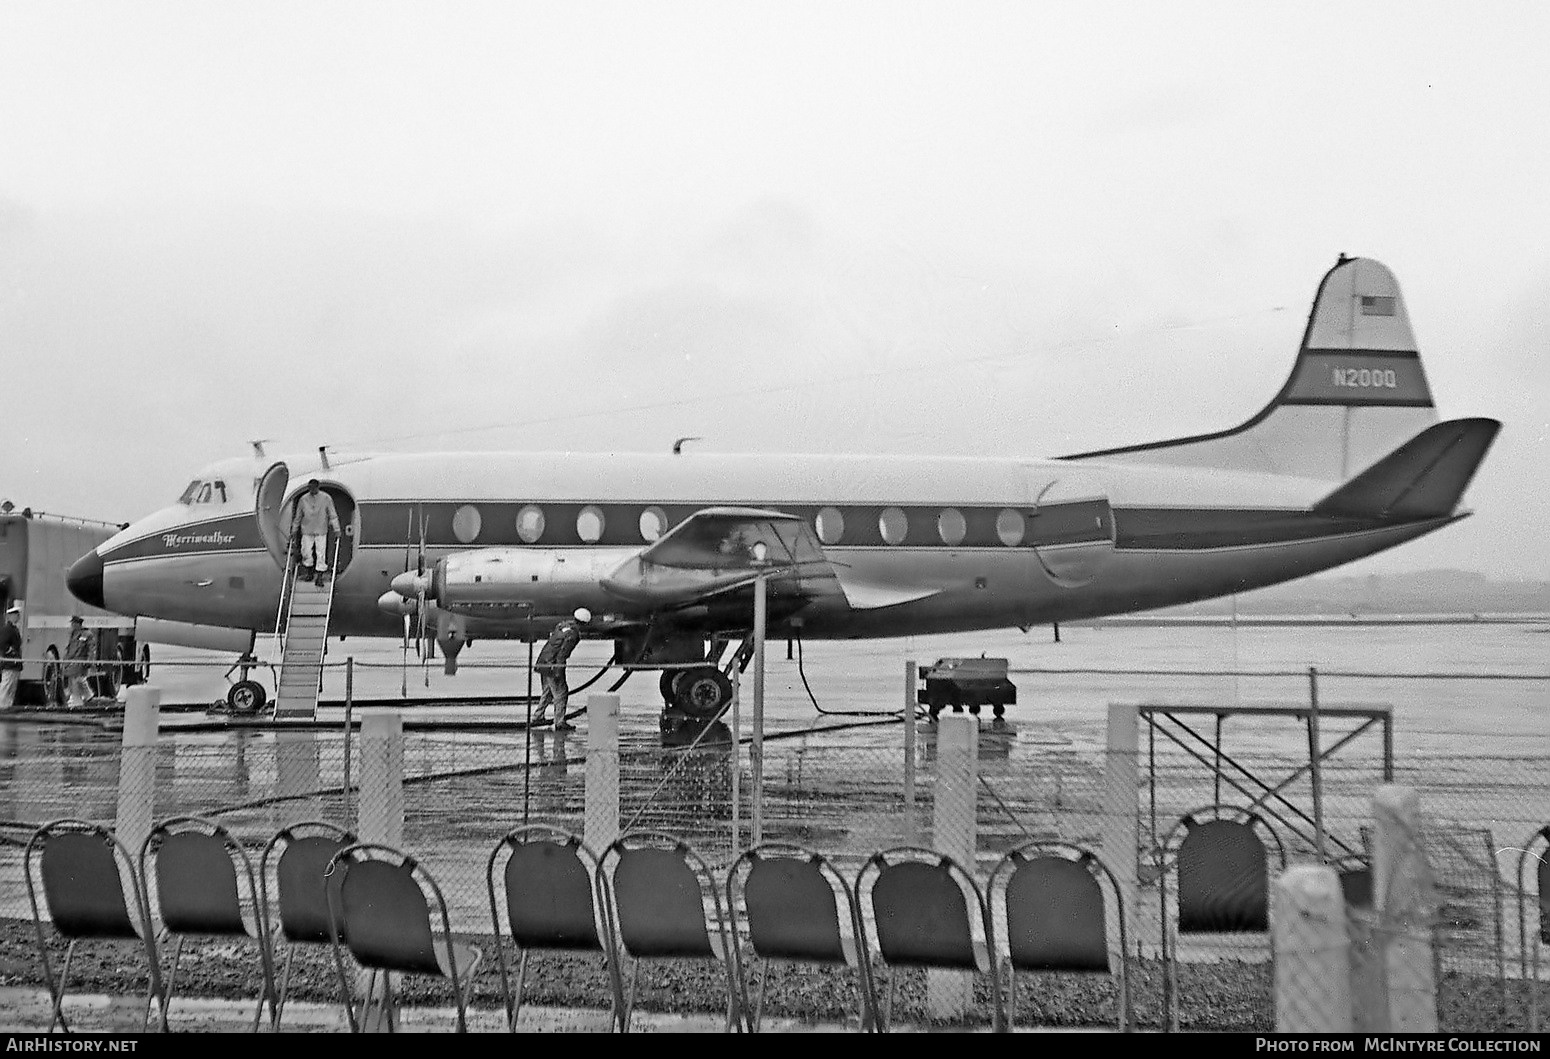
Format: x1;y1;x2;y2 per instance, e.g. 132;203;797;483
64;615;95;708
0;605;21;713
291;479;341;585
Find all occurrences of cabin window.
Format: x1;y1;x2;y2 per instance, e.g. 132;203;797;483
516;505;545;543
196;482;213;504
878;506;908;545
938;508;967;546
996;508;1025;546
815;506;844;545
213;480;227;503
453;504;482;544
639;506;668;542
178;481;200;504
577;505;605;543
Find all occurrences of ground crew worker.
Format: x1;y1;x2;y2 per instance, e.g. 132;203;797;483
0;604;22;713
291;479;341;585
64;615;94;709
534;608;590;730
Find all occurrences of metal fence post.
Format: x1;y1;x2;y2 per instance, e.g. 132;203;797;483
752;570;766;846
903;660;917;813
731;667;741;853
1308;666;1326;861
342;657;354;821
929;712;977;1021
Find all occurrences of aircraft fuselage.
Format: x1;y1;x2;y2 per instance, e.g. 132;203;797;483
74;448;1458;644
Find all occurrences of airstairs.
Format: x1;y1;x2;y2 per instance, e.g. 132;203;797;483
272;540;339;719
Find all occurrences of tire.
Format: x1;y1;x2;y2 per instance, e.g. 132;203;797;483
672;666;733;719
136;643;151;683
227;679;267;714
660;670;679;705
42;647;64;708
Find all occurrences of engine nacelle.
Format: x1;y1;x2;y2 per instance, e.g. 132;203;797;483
432;547;639;616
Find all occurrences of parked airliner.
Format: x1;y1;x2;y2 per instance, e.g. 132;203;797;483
67;256;1499;717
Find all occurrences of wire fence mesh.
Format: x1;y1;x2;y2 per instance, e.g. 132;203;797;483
0;661;1546;1031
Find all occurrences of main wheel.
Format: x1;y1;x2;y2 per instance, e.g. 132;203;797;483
672;666;733;719
227;679;267;714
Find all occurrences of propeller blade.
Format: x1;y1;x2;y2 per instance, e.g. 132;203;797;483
417;508;427;576
415;584;428;660
401;507;415;695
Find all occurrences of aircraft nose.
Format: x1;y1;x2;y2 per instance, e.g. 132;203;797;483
67;549;106;610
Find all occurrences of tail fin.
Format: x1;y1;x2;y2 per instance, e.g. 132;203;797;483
1064;256;1444;482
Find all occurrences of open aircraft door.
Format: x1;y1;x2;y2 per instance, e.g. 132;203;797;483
1025;469;1115;588
255;462;291;568
255;464;360;576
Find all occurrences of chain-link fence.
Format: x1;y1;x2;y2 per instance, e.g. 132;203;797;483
0;662;1545;1031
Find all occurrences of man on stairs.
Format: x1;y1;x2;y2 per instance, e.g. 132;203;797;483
291;479;342;586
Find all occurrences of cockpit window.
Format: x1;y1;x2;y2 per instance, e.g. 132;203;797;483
179;480;229;505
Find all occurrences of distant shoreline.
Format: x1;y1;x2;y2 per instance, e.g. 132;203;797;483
1080;614;1550;628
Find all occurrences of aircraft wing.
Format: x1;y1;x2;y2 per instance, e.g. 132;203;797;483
602;506;936;611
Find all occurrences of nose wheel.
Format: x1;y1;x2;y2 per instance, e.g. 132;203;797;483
226;680;267;714
216;651;272;715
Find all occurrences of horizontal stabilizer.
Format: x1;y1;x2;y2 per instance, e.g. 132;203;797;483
1312;418;1500;520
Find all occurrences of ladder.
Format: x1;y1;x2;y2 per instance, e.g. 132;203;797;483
272;538;339;719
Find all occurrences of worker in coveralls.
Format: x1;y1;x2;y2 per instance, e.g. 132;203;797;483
534;608;590;730
291;479;342;586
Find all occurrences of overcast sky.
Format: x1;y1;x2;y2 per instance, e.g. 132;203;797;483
2;2;1546;581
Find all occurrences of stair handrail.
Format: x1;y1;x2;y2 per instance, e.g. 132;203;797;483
271;533;296;662
317;535;341;670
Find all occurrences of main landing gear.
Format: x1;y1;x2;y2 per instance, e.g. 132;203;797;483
634;629;754;739
660;666;734;721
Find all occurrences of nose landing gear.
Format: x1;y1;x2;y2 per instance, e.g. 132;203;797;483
226;679;267;714
215;652;271;715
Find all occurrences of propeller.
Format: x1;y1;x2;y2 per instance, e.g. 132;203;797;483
400;509;414;695
388;509;434;689
414;510;431;676
385;507;434;693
